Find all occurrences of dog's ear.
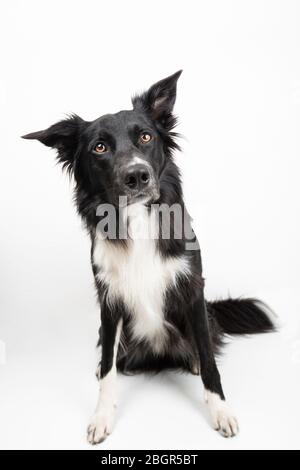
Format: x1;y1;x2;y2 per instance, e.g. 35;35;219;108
22;114;85;172
132;70;182;126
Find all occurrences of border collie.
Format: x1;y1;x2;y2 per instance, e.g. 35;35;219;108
22;71;275;445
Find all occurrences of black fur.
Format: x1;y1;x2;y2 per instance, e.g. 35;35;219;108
208;298;275;337
22;71;276;434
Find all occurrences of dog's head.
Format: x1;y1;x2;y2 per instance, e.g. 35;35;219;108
22;71;182;206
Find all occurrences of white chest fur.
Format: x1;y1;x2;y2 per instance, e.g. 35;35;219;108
92;203;190;350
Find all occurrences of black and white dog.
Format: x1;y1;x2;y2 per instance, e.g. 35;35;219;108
23;71;275;444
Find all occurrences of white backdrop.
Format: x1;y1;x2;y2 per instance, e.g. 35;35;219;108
0;0;299;450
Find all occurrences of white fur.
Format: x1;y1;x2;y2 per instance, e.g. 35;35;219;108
205;390;239;438
87;319;122;445
131;155;152;168
93;202;190;352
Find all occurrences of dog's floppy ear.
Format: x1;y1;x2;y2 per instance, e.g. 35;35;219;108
22;114;85;172
132;70;182;126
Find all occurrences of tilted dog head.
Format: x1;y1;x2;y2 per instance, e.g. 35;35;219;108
22;71;182;206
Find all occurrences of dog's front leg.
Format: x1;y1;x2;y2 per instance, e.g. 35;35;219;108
87;300;122;445
189;290;239;438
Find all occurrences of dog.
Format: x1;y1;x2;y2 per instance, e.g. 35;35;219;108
22;71;275;445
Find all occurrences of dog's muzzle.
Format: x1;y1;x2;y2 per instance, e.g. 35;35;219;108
118;163;160;202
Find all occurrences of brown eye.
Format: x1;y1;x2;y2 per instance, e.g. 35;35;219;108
140;132;152;144
94;142;107;154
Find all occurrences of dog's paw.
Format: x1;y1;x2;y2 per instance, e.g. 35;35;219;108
87;408;115;445
206;392;239;438
212;406;239;438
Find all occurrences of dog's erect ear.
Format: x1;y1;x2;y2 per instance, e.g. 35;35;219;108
132;70;182;125
22;114;85;172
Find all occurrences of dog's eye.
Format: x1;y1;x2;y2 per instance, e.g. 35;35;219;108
94;142;107;154
140;132;152;144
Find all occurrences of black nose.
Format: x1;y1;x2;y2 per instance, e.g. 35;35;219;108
124;164;151;191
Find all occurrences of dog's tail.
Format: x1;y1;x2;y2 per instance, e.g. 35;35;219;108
207;298;276;339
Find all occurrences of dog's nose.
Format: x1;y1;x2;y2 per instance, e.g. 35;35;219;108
124;164;151;191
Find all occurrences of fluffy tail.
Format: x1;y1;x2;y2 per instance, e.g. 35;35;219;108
208;298;276;337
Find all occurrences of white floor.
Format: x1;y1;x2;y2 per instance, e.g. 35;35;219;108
0;287;299;450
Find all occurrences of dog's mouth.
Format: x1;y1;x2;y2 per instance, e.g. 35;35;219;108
133;187;160;203
113;182;160;207
118;189;160;207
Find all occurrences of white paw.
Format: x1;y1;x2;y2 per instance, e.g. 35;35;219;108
212;406;239;438
87;407;115;445
206;392;239;438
